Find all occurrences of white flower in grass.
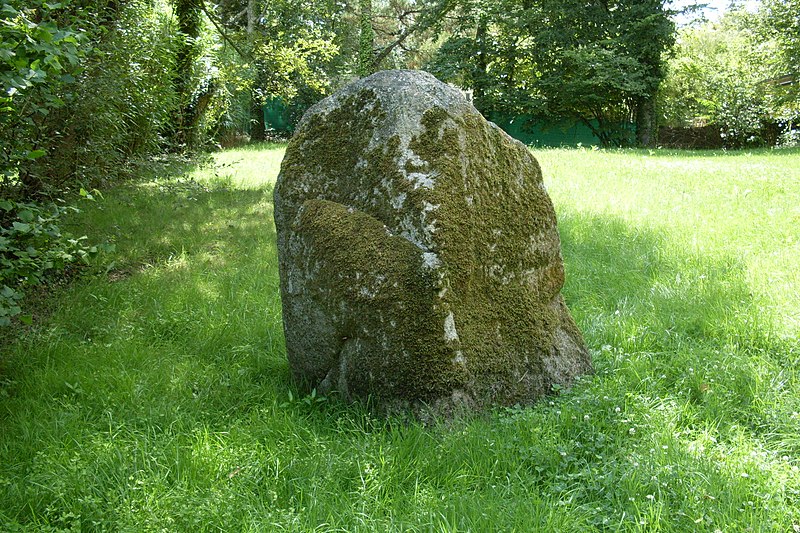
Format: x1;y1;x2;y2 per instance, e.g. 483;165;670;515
615;406;621;413
646;494;655;500
584;414;590;421
629;427;636;435
740;472;749;478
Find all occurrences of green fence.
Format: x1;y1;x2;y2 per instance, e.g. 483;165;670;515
263;97;295;134
490;114;635;147
264;98;633;147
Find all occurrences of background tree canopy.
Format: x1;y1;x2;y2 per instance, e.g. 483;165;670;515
428;0;676;147
0;0;798;321
0;0;678;197
1;0;799;195
659;2;799;147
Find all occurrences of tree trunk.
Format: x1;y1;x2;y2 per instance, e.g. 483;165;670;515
171;0;203;150
250;98;266;141
246;0;256;35
635;95;657;148
472;18;489;113
247;0;261;142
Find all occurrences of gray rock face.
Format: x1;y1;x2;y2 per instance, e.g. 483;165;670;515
274;70;592;416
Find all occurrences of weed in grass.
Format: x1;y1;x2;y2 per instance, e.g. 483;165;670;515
1;145;799;531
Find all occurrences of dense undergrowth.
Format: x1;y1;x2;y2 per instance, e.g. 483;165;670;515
0;145;798;531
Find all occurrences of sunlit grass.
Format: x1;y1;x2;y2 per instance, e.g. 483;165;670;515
538;148;800;336
1;145;799;531
187;142;288;190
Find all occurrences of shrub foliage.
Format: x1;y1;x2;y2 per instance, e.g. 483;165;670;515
0;195;113;325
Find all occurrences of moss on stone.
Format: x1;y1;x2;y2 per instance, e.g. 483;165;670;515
274;70;591;416
291;198;468;402
405;105;573;405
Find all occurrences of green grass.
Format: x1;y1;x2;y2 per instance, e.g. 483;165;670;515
1;143;799;531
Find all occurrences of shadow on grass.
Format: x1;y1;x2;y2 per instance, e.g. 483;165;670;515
557;208;799;438
1;159;799;530
557;209;774;352
0;162;291;431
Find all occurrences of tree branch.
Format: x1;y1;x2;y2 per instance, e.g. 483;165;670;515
369;0;456;70
198;0;252;61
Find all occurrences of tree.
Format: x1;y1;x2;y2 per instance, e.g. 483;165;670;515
171;0;204;149
527;0;675;147
762;0;800;82
0;0;86;194
429;0;676;147
659;8;786;147
207;0;342;139
428;0;545;116
760;0;800;134
204;0;458;138
366;0;458;73
622;1;677;146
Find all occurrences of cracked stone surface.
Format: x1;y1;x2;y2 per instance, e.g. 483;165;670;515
273;70;592;417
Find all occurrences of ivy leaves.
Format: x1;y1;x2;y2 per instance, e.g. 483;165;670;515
1;0;87;177
0;197;113;326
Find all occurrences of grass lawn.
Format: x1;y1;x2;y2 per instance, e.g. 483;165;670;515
1;144;798;531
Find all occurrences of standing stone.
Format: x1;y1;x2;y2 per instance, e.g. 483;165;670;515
274;70;592;416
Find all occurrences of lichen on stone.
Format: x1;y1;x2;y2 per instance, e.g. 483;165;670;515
274;70;592;417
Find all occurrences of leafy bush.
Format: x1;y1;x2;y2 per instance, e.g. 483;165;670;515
0;195;111;326
658;7;795;148
17;1;181;194
1;1;181;198
777;128;800;148
0;0;87;191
